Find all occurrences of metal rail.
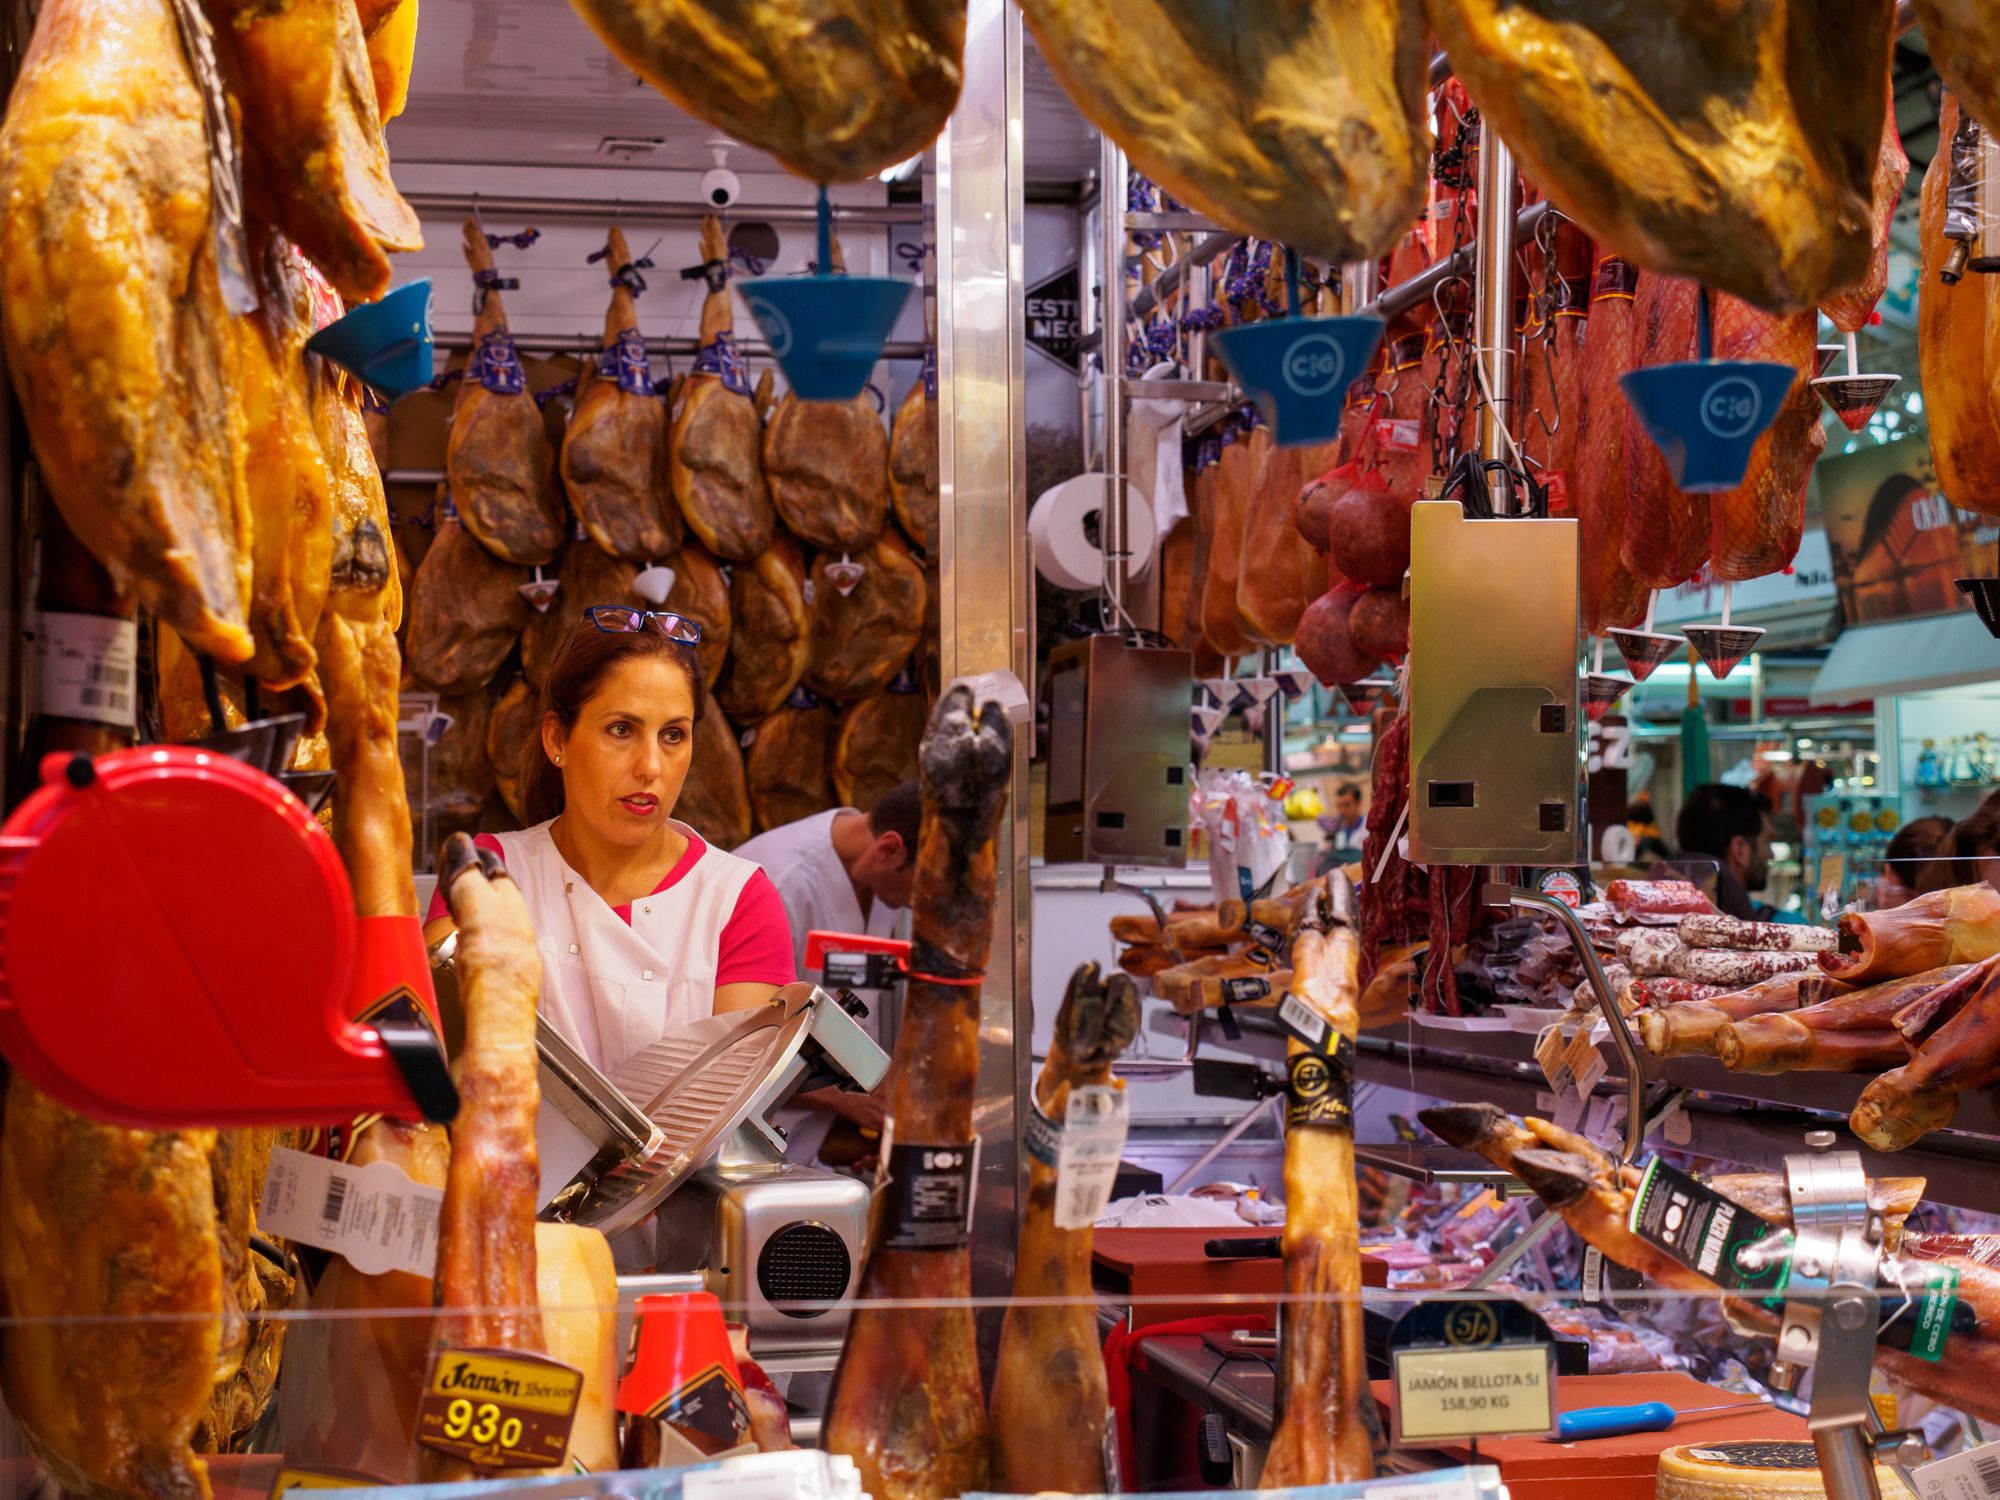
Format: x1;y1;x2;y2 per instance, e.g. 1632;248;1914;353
402;191;925;228
422;333;930;361
1099;133;1131;629
1486;882;1647;1164
1473;123;1519;505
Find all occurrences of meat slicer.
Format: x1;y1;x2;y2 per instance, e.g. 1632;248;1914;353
425;942;890;1357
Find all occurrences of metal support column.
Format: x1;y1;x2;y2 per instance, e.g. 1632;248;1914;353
1099;134;1130;626
1472;122;1519;511
935;0;1032;1297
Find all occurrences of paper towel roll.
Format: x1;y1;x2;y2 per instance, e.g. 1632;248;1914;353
1028;474;1157;591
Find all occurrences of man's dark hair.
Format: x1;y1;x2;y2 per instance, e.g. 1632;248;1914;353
1676;784;1770;859
1335;781;1363;801
867;780;922;867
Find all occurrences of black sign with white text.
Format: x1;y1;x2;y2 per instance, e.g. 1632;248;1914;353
1027;266;1082;370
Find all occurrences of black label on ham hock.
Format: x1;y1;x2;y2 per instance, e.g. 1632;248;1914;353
883;1143;977;1251
1285;1036;1355;1130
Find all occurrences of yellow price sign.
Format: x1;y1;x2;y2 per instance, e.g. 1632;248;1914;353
415;1347;582;1471
1393;1343;1556;1442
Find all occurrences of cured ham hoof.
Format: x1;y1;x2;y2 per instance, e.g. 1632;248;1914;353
920;684;1012;860
1508;1149;1598;1211
1057;963;1142;1072
1850;1080;1959;1153
438;830;508;895
1417;1102;1511;1152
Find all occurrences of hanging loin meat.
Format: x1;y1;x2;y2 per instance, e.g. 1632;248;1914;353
824;684;1013;1500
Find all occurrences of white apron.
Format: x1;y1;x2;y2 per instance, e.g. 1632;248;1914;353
493;819;757;1085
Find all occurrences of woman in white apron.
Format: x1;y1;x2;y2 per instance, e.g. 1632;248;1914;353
423;606;797;1086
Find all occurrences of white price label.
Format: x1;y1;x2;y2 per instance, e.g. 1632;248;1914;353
1277;992;1329;1051
1056;1086;1129;1231
37;611;137;728
1551;1089;1586;1133
259;1146;443;1278
1914;1441;2000;1500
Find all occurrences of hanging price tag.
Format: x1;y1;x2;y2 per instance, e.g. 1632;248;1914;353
1533;1026;1573;1095
415;1348;582;1470
1055;1086;1129;1230
258;1146;443;1278
1564;1028;1607;1096
1912;1440;2000;1500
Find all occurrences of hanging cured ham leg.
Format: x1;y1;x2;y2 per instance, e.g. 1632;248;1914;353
214;0;422;304
281;605;453;1482
1426;0;1889;313
1574;257;1649;633
824;685;1013;1500
1263;876;1376;1488
1714;968;1973;1075
0;0;255;664
1018;0;1428;262
562;226;681;563
1821;886;2000;984
1852;957;2000;1151
989;963;1140;1493
1636;971;1836;1060
670;216;776;561
1621;275;1709;587
446;220;564;566
1919;95;2000;517
419;833;546;1480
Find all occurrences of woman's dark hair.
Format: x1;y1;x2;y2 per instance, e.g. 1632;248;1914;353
1885;814;1954;895
523;617;704;825
1947;790;2000;889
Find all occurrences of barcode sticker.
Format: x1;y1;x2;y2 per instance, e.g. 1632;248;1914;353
321;1172;350;1227
1914;1441;2000;1500
259;1146;444;1277
1055;1086;1129;1231
36;612;137;729
1277;992;1329;1052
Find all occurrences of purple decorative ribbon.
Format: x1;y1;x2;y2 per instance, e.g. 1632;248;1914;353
466;329;526;395
595;326;653;396
691;331;751;397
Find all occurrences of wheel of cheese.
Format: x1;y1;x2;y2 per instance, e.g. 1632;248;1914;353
1657;1442;1913;1500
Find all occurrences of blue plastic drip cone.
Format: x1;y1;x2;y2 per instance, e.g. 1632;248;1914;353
304;279;434;398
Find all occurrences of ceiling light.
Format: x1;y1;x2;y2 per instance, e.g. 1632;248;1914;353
879;154;923;184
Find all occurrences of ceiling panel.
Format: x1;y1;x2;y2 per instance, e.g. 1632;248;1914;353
388;0;1099;185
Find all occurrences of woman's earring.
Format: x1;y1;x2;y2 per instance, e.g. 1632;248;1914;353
555;755;563;765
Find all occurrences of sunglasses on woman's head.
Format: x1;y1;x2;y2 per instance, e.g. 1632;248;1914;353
583;605;703;644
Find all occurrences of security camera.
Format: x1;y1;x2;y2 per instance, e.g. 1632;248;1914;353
701;167;741;208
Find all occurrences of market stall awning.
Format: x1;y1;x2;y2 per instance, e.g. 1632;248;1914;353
1808;611;2000;704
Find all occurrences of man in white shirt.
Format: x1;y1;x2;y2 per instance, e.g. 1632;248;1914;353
736;782;920;1165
